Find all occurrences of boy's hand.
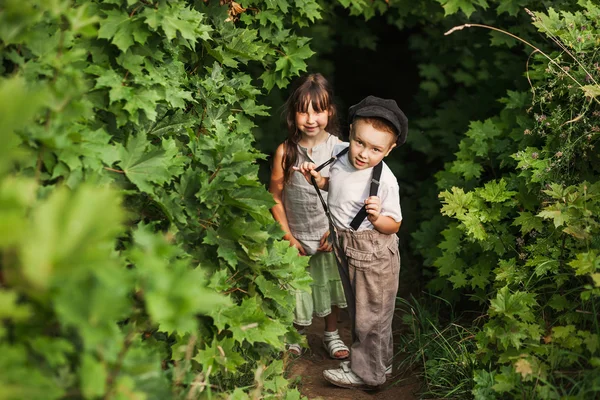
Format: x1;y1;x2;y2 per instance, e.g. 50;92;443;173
365;196;382;223
293;162;325;187
316;230;333;252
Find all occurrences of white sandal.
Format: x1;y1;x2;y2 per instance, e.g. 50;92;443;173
323;361;377;390
323;330;349;360
286;343;303;356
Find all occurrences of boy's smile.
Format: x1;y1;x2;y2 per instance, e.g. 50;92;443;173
348;119;396;170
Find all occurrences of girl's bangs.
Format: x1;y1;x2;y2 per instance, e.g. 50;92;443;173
296;87;330;113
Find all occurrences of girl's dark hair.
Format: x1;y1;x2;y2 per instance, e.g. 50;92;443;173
282;73;339;182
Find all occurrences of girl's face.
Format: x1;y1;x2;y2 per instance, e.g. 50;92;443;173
295;101;330;139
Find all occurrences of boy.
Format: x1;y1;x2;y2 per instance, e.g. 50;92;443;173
296;95;407;390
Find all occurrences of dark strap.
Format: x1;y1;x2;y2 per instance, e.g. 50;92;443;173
349;162;382;230
309;147;383;231
310;148;349;226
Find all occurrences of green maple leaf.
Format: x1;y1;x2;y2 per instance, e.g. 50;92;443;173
259;70;278;91
537;204;567;227
225;29;267;63
203;228;239;268
494;322;529;350
467;263;492;289
439;186;474;218
498;90;529;109
264;0;289;13
116;51;145;75
495;0;527;16
547;294;571;312
542;182;566;200
257;10;284;29
568;251;599;275
438;225;462;254
490;366;518;392
276;38;314;76
583;333;599;354
526;255;559;277
294;0;321;24
98;10;149;52
450;159;482;180
477;179;516;203
495;258;526;283
255;275;292;311
489;31;518;48
440;0;489;17
512;211;544;234
0;290;33;321
463;212;487;240
164;85;193;109
467;119;502;157
207;268;230;292
142;5;211;45
210;297;287;347
224;188;275;224
581;85;600;99
490;286;536;321
240;98;270;116
117;132;176;193
194;337;246;373
434;252;459;276
448;271;468;288
123;88;161;121
91;67;135;104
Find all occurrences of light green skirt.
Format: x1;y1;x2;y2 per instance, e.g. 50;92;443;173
293;251;348;326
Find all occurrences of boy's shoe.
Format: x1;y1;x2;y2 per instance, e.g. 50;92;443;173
323;361;378;391
385;364;392;376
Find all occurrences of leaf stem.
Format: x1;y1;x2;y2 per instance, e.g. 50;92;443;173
445;23;600;105
104;167;125;174
103;329;136;400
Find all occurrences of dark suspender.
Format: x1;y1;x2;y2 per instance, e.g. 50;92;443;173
310;148;348;227
349;162;382;230
309;147;382;231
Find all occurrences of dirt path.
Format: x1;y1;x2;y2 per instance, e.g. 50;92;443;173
286;310;420;400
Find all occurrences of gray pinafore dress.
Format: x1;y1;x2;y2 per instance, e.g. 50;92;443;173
282;134;347;325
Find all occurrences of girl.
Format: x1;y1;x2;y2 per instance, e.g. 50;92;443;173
269;73;349;359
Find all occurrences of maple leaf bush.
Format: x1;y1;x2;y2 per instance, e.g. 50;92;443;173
0;0;321;398
416;3;600;399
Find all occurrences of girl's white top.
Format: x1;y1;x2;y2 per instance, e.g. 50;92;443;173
282;134;338;240
328;143;402;231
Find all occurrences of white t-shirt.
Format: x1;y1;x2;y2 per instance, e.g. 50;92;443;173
328;143;402;231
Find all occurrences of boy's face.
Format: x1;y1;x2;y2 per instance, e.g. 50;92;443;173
348;119;397;170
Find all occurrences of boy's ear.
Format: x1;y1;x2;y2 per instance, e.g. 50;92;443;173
385;143;397;156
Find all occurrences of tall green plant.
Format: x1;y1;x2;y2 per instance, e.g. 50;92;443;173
431;1;600;398
0;0;322;398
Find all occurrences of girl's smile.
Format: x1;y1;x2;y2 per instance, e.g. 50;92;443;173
296;101;330;141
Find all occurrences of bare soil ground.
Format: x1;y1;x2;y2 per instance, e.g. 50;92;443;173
286;310;420;400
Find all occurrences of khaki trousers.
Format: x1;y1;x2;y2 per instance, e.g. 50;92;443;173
333;229;400;386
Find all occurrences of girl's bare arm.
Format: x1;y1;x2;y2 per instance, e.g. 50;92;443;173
269;143;306;255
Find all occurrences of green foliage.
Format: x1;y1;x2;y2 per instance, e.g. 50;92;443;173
419;1;600;398
396;295;479;399
0;0;319;397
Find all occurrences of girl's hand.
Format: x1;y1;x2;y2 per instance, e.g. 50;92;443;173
316;230;333;252
288;236;307;256
365;196;382;223
293;162;322;185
